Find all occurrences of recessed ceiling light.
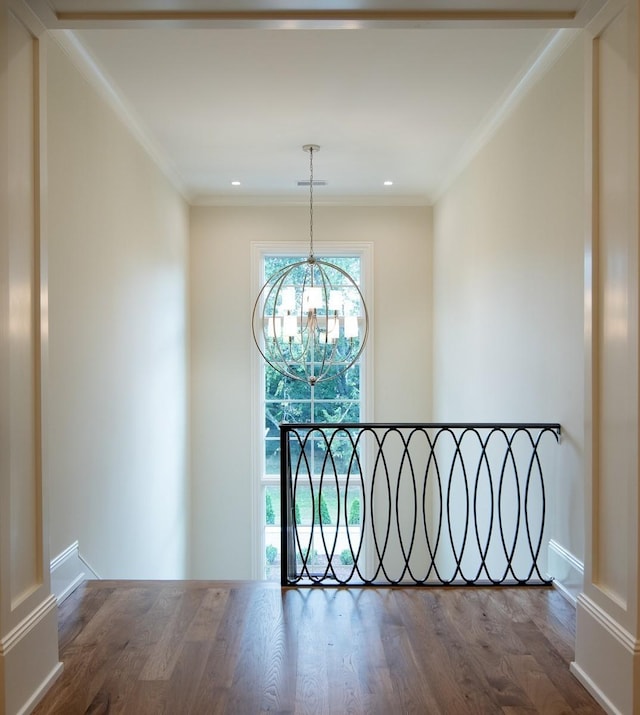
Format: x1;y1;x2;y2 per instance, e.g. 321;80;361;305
383;180;393;186
231;180;241;186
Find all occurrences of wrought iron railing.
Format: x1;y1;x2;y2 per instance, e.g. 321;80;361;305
280;423;561;587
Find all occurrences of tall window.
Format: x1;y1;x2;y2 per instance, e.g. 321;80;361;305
255;245;371;580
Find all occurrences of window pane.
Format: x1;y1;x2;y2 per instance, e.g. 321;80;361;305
266;368;312;402
314;431;361;476
264;411;280;440
313;401;360;424
327;256;361;283
312;364;360;399
265;484;281;527
265;438;281;476
265;484;280;581
345;484;363;526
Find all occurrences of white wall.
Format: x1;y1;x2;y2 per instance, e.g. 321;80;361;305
189;204;432;578
433;36;585;593
46;39;190;578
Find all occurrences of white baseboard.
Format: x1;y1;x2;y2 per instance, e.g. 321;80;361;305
15;662;64;715
0;595;62;715
50;541;100;603
573;593;640;715
548;539;584;605
570;660;623;715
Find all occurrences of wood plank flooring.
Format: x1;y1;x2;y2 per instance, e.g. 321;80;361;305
33;581;603;715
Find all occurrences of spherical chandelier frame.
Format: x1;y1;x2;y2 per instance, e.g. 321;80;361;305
252;255;369;386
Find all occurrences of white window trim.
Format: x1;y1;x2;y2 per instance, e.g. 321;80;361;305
250;240;374;579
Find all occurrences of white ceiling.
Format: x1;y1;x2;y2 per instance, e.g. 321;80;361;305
28;0;605;204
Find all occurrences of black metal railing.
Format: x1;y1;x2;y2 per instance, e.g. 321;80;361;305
280;423;561;587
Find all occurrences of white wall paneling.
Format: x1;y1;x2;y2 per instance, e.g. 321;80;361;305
0;2;61;712
572;3;640;713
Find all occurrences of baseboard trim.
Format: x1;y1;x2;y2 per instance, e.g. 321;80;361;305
15;662;64;715
570;660;622;715
0;595;57;657
548;539;583;605
0;595;61;715
50;541;100;603
553;577;578;606
577;592;640;653
573;593;640;715
49;540;77;571
78;551;101;580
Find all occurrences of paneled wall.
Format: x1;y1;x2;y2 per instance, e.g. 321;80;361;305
573;4;640;713
0;4;61;713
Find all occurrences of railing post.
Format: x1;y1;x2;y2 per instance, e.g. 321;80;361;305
280;424;291;586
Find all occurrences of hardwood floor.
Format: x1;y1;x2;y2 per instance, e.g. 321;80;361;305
33;581;603;714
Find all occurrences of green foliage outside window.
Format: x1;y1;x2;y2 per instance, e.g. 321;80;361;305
313;494;332;525
340;549;354;565
265;492;275;525
348;498;361;525
299;547;318;566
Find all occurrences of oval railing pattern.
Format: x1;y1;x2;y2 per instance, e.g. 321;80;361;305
280;423;561;587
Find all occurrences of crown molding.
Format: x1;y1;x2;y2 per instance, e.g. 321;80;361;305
584;0;625;35
41;7;580;30
10;0;47;35
49;29;193;202
432;27;579;203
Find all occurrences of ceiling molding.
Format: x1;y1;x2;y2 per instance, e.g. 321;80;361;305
432;27;579;204
49;29;192;202
18;0;58;27
47;8;581;30
10;0;47;35
583;0;625;35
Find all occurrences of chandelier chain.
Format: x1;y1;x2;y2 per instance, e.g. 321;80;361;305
309;146;314;258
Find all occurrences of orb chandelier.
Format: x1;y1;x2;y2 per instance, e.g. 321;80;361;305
252;145;369;386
